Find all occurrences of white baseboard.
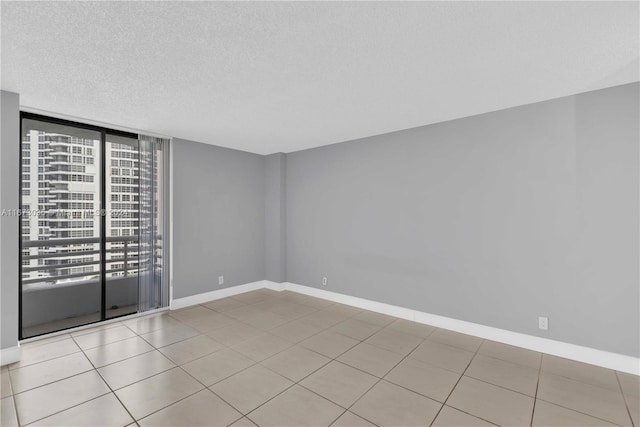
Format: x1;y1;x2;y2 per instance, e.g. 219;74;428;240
170;280;269;310
168;279;639;375
0;344;21;366
279;282;639;375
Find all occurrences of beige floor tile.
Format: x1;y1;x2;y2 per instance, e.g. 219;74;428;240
84;336;154;368
299;310;348;329
224;305;267;321
269;302;318;320
209;364;293;414
204;297;248;313
300;330;360;359
184;312;237;334
140;323;200;348
138;389;241;427
115;368;203;420
69;321;125;336
626;396;639;427
261;346;330;382
98;350;175;390
10;338;80;369
384;356;460;402
537;372;632;426
352;310;396;327
385;319;436;339
477;340;541;368
432;406;495;426
409;340;474;374
618;372;640;398
427;329;483;353
1;369;12;398
1;396;17;427
73;325;137;350
123;314;182;335
14;370;110;425
299;296;337;310
158;334;224;365
241;311;291;331
229;417;258;427
257;288;282;297
338;342;404;377
248;385;344;427
206;321;264;347
232;333;293;362
182;348;255;387
365;328;423;355
9;352;93;393
447;376;534;427
532;399;619;427
169;305;217;323
182;348;255;386
618;373;640;427
231;291;273;305
465;354;539;396
301;360;378;407
270;320;324;343
331;411;376;427
351;380;441;426
323;304;363;318
542;355;620;392
329;319;381;341
30;393;133;427
18;333;72;349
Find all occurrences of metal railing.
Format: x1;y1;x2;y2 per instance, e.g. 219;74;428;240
21;236;162;285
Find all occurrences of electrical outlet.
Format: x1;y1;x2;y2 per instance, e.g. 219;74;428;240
218;276;224;286
322;277;328;286
538;316;549;331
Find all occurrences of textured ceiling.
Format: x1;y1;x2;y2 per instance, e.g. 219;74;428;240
1;1;638;155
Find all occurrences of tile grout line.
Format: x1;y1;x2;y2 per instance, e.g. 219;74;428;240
339;332;436;426
615;371;637;427
430;339;484;426
70;332;140;426
529;350;544;427
8;369;22;427
199;298;382;424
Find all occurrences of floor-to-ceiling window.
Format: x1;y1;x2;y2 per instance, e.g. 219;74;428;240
19;113;168;339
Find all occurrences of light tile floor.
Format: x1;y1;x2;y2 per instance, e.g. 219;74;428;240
1;289;638;427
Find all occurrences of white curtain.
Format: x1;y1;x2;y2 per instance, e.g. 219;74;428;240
137;135;169;312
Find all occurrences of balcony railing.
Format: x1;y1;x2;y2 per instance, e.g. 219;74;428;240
21;236;162;286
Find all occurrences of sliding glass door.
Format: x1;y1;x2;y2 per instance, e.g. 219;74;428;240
19;113;168;339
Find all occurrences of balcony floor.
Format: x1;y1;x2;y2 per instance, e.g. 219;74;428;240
1;289;638;427
22;305;138;338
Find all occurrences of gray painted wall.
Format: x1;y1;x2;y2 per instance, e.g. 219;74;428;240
264;153;286;283
285;83;639;357
172;138;265;298
0;91;20;351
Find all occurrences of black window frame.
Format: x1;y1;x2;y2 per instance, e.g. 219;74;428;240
19;111;138;340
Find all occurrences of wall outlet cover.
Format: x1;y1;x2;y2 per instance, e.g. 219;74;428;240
538;316;549;331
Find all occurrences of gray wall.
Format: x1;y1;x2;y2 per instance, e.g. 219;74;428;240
264;153;286;283
285;83;639;357
172;138;265;298
0;91;20;352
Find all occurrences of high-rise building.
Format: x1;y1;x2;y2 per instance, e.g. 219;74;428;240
20;130;142;284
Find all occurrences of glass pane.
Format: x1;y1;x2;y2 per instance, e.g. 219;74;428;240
105;134;140;319
20;118;102;338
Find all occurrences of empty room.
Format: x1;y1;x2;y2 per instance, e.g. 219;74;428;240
0;1;638;426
